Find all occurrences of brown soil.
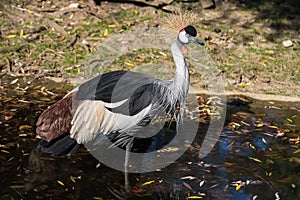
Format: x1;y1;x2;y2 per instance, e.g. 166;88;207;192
0;0;299;101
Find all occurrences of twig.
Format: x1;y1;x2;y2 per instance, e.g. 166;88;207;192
26;5;58;13
5;56;12;73
66;34;79;48
50;7;83;17
43;18;68;36
39;48;65;59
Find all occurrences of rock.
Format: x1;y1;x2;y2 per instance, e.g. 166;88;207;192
200;0;215;9
68;3;80;9
282;40;293;48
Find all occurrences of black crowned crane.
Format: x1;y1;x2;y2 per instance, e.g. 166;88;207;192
35;25;204;192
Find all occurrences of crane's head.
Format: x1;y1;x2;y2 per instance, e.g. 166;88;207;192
178;25;204;46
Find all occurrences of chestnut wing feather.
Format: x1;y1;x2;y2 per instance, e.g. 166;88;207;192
36;93;74;142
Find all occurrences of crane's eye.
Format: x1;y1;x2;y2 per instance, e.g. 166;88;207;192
178;31;189;44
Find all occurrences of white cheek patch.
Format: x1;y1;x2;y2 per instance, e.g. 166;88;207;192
179;31;188;44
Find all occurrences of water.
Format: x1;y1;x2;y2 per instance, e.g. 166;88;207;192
0;75;299;199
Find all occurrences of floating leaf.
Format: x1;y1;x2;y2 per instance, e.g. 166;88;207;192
266;171;272;176
103;28;109;37
183;182;193;191
293;149;300;154
199;179;205;187
268;125;278;129
4;116;13;121
1;150;10;154
6;34;17;39
262;138;267;144
57;180;65;186
235;184;242;191
19;125;32;130
249;157;262;163
188;196;203;199
249;143;256;150
93;197;103;200
70;176;76;183
287;118;293;123
275;192;280;200
239;97;250;103
256;123;264;127
180;176;197;180
142;180;155;186
241;121;250;126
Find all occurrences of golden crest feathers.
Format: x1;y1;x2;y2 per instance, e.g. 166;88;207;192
158;8;198;42
162;8;197;33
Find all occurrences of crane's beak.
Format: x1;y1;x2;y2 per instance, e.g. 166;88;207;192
189;35;205;46
195;38;205;46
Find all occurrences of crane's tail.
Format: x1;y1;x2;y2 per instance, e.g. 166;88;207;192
35;134;80;157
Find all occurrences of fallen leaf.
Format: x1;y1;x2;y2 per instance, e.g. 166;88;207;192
10;78;18;84
238;82;251;87
124;61;135;67
103;28;108;37
260;38;267;43
57;180;65;186
249;157;262;163
27;9;34;14
20;29;24;37
6;34;17;39
108;24;116;28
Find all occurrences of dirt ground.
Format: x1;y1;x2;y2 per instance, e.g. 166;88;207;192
0;0;299;100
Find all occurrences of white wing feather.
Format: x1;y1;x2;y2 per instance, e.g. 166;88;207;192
70;100;152;144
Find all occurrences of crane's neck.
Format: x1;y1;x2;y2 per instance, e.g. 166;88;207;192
170;39;190;100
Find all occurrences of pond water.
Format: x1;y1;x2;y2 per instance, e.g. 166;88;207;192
0;76;299;200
